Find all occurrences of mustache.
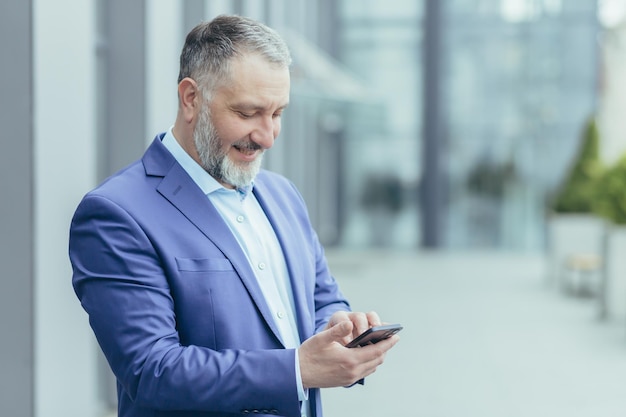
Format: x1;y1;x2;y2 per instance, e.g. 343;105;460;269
232;140;262;151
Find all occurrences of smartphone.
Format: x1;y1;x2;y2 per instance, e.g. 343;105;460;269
345;324;403;348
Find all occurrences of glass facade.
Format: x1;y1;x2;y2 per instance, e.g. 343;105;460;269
328;0;598;251
332;0;423;248
440;1;598;250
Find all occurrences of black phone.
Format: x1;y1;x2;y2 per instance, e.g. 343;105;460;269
345;324;403;348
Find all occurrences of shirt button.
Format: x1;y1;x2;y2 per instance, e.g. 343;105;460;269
277;311;285;319
258;262;266;270
236;215;244;223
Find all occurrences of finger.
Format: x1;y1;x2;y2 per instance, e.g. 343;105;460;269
326;310;350;329
348;334;399;384
349;345;389;378
329;319;354;343
350;312;370;336
371;333;400;352
366;311;382;327
354;333;399;357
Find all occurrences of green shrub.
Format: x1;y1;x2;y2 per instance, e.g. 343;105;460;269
593;155;626;225
551;117;603;213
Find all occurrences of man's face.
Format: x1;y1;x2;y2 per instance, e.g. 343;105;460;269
193;53;290;189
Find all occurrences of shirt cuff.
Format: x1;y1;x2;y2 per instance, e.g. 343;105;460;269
294;349;309;401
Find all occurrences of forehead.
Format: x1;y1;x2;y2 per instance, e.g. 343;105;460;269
212;54;290;109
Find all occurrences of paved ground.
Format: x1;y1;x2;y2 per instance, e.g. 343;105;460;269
321;250;626;417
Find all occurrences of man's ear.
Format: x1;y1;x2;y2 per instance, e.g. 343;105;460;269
178;77;200;123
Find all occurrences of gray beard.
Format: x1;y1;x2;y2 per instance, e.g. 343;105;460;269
193;105;264;189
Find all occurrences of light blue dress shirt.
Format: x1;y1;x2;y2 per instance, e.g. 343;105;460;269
161;129;309;410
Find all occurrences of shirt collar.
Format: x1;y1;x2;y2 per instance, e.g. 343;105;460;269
161;128;254;199
236;184;253;200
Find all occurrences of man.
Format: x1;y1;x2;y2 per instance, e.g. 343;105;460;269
70;15;399;417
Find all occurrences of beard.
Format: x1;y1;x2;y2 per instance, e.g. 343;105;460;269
193;104;264;189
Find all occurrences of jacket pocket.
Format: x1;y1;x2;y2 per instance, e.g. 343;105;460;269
175;257;234;272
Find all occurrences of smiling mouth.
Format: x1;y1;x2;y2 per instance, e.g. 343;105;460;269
234;145;257;156
233;141;262;156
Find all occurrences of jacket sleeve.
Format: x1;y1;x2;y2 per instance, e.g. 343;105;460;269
69;194;302;416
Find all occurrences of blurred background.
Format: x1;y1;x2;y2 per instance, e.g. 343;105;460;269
3;0;626;416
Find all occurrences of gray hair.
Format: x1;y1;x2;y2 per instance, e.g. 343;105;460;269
178;15;292;97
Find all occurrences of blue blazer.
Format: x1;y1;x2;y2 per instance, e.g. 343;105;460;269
70;135;351;417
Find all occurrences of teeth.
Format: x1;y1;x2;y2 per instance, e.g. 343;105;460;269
233;143;261;156
236;146;254;155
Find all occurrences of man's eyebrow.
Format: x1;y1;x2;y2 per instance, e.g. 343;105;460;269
231;102;289;112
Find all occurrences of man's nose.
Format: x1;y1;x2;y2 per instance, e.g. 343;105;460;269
250;116;277;149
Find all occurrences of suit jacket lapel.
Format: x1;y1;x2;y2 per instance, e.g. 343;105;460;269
253;179;314;342
143;138;286;345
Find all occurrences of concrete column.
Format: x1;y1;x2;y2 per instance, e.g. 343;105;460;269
420;0;445;248
101;0;147;178
0;1;34;414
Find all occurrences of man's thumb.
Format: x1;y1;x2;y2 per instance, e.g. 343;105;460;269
329;320;353;341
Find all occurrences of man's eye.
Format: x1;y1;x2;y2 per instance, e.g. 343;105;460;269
237;111;253;119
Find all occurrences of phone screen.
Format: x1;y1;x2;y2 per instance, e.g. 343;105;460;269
345;324;403;348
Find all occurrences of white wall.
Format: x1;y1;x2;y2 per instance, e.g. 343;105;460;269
34;1;102;416
598;24;626;165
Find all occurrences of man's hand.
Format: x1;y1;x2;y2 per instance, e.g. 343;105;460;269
326;310;382;342
298;311;399;389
